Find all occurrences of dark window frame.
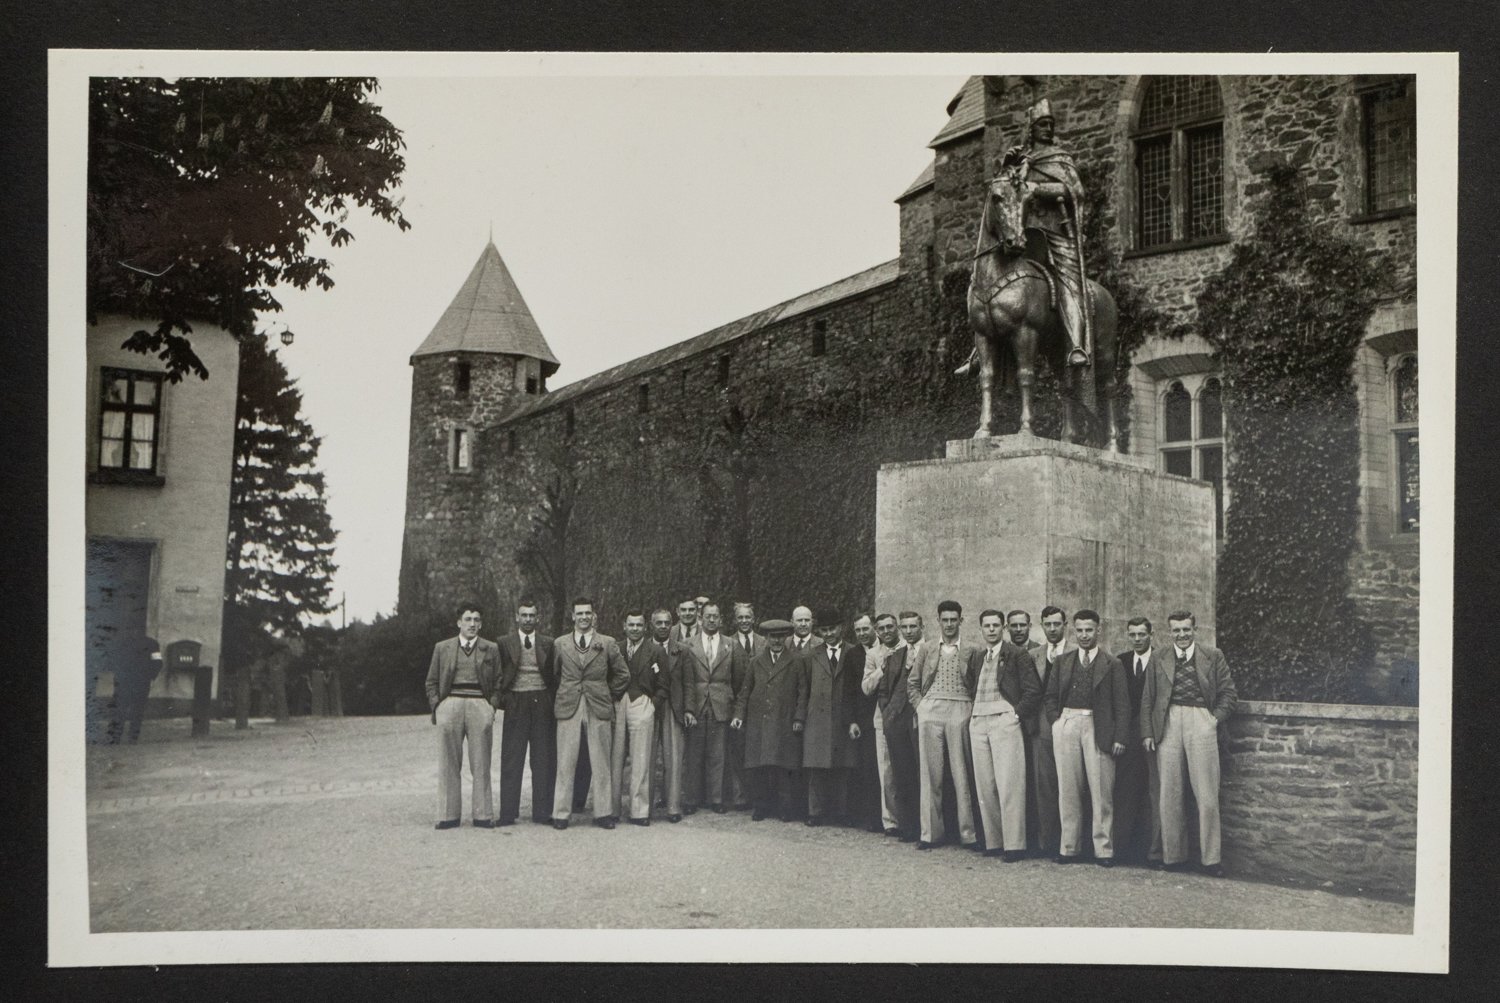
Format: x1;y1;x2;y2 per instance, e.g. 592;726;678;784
92;367;166;486
1130;76;1227;255
450;427;474;473
811;320;828;357
1356;78;1417;221
638;382;650;414
1391;353;1419;534
525;375;538;395
717;353;731;386
454;360;471;396
565;407;576;438
1159;375;1227;540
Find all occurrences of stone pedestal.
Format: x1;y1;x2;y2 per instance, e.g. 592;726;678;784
876;434;1217;653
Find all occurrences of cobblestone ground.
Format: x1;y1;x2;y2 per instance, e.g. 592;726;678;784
85;715;1413;933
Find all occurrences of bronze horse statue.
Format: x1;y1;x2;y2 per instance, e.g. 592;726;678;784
964;176;1120;450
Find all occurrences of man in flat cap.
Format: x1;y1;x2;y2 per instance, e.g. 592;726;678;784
730;619;807;822
800;608;865;826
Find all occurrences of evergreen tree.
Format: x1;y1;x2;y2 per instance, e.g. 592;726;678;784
224;333;337;726
88;76;411;382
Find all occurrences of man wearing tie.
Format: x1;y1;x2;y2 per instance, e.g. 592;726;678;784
495;599;558;826
650;609;689;823
425;602;502;829
863;613;901;837
1044;609;1129;866
800;609;864;826
551;597;630;830
879;612;925;842
724;602;763;810
1142;611;1237;877
1025;606;1072;857
907;600;980;851
670;598;700;644
680;602;737;814
789;606;817;654
848;614;885;833
1113;616;1164;866
730;619;807;822
968;609;1043;861
610;611;670;826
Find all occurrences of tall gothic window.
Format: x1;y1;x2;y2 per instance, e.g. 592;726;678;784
1392;354;1418;533
1161;376;1226;538
1364;79;1416;215
1134;76;1225;250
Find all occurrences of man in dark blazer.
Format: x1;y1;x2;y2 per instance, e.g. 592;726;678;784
968;610;1043;860
730;619;807;821
1142;610;1237;876
425;601;502;829
495;599;558;826
878;612;925;841
800;609;865;826
609;611;671;826
670;597;700;644
650;609;690;822
1043;609;1130;865
679;602;738;814
550;597;630;830
1024;606;1073;857
1113;616;1165;866
723;602;763;810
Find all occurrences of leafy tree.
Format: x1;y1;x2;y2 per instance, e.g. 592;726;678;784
88;76;411;381
223;333;337;726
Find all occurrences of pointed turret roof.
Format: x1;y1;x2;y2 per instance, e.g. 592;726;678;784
411;241;561;376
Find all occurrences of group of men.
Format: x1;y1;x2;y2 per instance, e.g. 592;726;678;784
424;594;1235;875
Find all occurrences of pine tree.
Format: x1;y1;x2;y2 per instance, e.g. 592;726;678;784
224;333;338;726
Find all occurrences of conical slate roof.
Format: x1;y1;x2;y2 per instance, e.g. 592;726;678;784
411;241;561;376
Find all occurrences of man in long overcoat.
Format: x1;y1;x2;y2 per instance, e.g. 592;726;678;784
730;620;807;821
800;609;865;825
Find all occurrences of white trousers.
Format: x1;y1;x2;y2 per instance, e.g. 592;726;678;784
553;699;615;820
610;693;657;820
969;709;1028;851
1159;704;1223;866
1052;708;1116;858
916;697;976;845
873;710;897;830
435;696;494;823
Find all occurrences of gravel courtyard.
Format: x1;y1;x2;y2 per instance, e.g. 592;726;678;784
84;715;1414;934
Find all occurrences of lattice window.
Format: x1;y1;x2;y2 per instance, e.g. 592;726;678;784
1134;77;1226;249
1160;375;1226;538
1391;354;1418;533
1365;80;1416;214
98;368;164;475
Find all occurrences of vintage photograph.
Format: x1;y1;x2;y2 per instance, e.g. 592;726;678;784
52;51;1452;969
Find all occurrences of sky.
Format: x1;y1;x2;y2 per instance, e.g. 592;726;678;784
269;75;968;624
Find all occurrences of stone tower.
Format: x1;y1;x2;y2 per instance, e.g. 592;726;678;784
398;241;560;625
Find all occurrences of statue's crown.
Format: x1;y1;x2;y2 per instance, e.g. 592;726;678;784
1026;98;1054;125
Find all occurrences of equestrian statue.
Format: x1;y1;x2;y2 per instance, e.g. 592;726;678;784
959;97;1120;450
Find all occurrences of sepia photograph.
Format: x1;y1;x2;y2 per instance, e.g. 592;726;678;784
49;50;1454;970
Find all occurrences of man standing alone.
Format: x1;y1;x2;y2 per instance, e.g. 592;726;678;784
425;602;502;829
551;598;630;830
1143;611;1236;876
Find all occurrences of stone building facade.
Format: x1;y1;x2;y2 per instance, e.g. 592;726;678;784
399;74;1418;702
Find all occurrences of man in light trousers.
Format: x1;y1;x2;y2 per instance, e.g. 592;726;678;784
610;611;669;825
968;609;1042;860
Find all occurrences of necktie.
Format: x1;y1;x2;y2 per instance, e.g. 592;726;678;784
742;633;750;652
1135;656;1144;677
577;634;588;652
523;634;532;650
462;643;473;656
829;648;839;669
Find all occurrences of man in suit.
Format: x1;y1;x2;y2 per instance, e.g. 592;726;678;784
670;598;699;644
1113;616;1164;867
730;619;807;822
650;609;689;823
863;613;902;837
610;611;670;826
424;602;502;829
551;597;630;830
1143;610;1237;876
1024;606;1071;857
907;600;980;851
495;599;558;826
969;609;1043;861
878;612;924;842
801;609;865;826
1044;609;1130;866
848;613;885;833
679;602;737;814
724;602;763;810
789;605;817;655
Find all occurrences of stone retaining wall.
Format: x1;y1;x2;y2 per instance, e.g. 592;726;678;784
1221;700;1418;899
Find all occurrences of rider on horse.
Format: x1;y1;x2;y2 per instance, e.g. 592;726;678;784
999;98;1092;368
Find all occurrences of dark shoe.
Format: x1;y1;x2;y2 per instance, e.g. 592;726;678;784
963;842;983;853
1147;859;1163;870
752;809;768;821
1200;863;1224;878
867;823;886;834
805;816;822;827
629;817;650;827
712;803;726;815
983;847;1005;858
531;816;551;825
1003;850;1027;863
473;819;494;828
899;831;919;843
594;816;616;830
667;813;683;824
1055;853;1079;864
683;806;698;816
1162;861;1191;873
551;818;569;831
916;841;934;850
1097;857;1114;868
496;818;516;827
884;828;900;838
435;819;460;830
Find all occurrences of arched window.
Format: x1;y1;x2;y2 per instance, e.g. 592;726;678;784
1160;375;1226;538
1392;355;1418;533
1134;76;1225;250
